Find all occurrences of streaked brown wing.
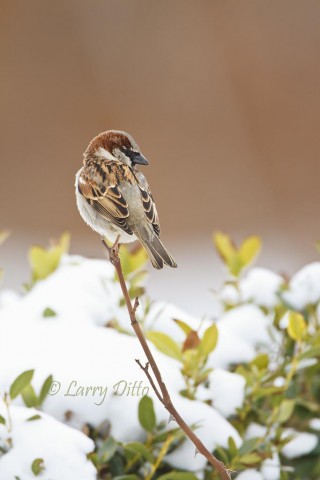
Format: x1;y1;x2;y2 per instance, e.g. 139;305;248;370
137;181;161;237
77;161;133;235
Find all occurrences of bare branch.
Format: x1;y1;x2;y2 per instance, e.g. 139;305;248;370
135;359;163;403
102;239;231;480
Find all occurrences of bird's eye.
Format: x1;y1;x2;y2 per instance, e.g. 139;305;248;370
121;147;135;159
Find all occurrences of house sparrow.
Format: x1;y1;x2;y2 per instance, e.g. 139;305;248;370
75;130;177;269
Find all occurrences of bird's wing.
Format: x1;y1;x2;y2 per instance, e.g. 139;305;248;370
77;160;134;235
135;171;161;236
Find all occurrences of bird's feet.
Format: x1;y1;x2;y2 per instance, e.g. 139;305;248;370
111;235;121;257
101;235;121;265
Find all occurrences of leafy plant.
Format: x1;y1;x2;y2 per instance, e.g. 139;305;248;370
31;458;45;475
213;232;261;277
9;370;53;408
2;232;320;479
147;322;218;399
28;232;70;286
89;395;196;479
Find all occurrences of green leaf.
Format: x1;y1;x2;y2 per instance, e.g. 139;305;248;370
213;232;236;262
250;353;269;370
239;453;261;465
215;447;229;465
138;396;156;432
275;399;295;424
228;254;243;277
21;384;38;408
157;473;198;480
119;245;148;277
287;311;306;342
31;458;45;475
228;436;238;458
146;331;183;361
129;247;148;271
124;442;153;462
38;375;53;405
42;307;57;318
98;436;118;462
153;426;185;444
296;399;320;413
239;437;261;456
128;286;145;300
28;232;70;283
174;319;193;335
254;386;285;399
239;236;262;266
199;324;218;356
27;414;42;422
299;346;320;360
10;369;34;400
214;232;262;276
280;472;289;480
0;415;6;425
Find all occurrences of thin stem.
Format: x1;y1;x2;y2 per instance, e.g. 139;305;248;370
145;433;174;480
102;238;231;480
135;360;163;403
3;393;12;433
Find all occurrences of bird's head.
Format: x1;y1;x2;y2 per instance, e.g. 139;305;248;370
84;130;149;167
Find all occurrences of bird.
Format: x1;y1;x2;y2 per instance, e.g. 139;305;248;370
75;130;177;269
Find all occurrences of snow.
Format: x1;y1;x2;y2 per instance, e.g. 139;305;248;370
236;470;264;480
0;400;95;480
220;268;283;309
260;452;280;480
220;283;240;305
281;429;318;459
281;262;320;310
0;255;244;475
1;254;320;478
309;418;320;431
0;318;183;435
0;289;20;309
144;301;201;340
240;268;283;309
197;369;246;417
208;325;257;369
208;305;276;370
164;395;242;471
0;255;118;328
273;376;286;388
245;423;268;440
217;305;273;346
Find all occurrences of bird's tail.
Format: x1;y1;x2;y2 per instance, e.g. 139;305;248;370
139;235;177;270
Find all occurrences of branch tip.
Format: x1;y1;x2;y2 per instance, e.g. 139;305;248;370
133;297;140;312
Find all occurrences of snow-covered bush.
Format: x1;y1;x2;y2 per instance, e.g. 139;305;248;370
0;232;319;479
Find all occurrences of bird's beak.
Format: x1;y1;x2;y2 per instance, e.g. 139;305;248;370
132;153;149;165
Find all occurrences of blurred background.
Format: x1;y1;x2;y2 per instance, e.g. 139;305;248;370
1;0;320;314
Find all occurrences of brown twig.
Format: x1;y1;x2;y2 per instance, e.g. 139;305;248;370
102;238;231;480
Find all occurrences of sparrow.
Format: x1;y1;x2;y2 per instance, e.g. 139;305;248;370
75;130;177;269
